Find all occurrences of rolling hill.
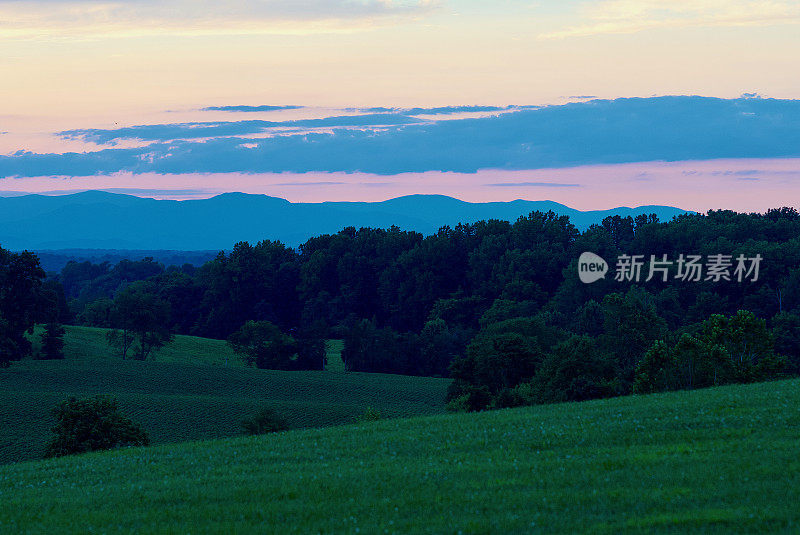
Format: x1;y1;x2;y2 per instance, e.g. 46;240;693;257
0;191;689;250
29;324;240;367
1;378;798;533
1;327;449;464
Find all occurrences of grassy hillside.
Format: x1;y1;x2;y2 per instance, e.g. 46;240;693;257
1;349;449;465
2;379;799;533
29;324;241;367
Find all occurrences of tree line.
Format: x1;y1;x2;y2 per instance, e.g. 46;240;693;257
2;207;799;410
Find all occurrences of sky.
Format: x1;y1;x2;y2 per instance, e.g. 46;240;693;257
1;0;799;210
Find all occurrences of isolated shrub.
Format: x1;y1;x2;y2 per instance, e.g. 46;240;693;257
241;407;289;435
45;395;149;458
355;406;382;423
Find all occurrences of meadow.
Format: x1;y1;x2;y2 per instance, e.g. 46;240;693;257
1;327;449;464
29;324;241;367
1;378;798;533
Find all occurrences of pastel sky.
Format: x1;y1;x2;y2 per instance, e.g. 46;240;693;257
1;0;799;210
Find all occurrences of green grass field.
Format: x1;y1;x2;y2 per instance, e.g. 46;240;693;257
3;327;449;465
1;378;798;533
29;324;241;367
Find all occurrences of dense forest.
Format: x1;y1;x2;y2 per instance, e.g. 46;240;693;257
2;208;799;411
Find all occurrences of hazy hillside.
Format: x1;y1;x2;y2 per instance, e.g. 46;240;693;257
2;378;797;533
0;191;689;250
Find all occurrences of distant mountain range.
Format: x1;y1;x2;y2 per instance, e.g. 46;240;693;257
0;191;690;251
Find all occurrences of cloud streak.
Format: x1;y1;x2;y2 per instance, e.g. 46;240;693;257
202;105;304;112
361;105;520;115
5;96;800;178
540;0;800;39
61;113;425;144
0;0;439;39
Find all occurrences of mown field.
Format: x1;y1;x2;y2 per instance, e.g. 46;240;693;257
1;379;799;533
2;328;448;464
